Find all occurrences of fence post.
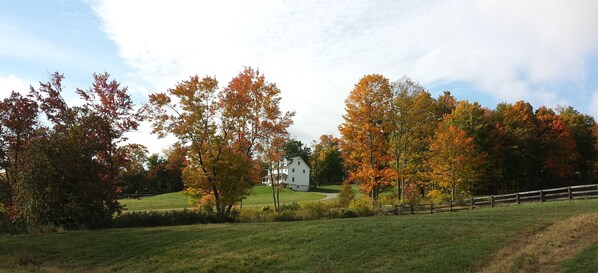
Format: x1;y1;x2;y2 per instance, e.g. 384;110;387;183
450;200;453;212
410;204;414;214
490;195;494;208
568;187;572;200
540;190;544;203
516;193;520;204
430;203;434;213
470;197;474;210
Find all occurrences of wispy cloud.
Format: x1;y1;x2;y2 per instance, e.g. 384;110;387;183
91;0;598;143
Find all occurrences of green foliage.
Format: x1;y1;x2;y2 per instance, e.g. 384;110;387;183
0;208;14;234
110;209;223;228
283;139;311;166
16;125;118;229
238;200;368;222
311;135;345;186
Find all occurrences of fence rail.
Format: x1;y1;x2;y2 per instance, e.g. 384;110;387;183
379;183;598;215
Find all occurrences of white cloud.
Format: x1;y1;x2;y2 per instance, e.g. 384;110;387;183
0;74;29;99
90;0;598;146
123;121;177;155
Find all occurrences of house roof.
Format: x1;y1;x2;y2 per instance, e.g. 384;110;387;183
285;156;310;170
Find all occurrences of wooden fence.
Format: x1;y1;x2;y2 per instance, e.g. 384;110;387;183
379;183;598;215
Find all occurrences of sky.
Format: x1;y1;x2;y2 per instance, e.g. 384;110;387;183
2;0;598;154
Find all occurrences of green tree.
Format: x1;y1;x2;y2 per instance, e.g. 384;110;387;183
0;91;39;218
116;144;148;194
310;135;344;186
493;101;539;192
558;106;597;184
18;116;117;228
283;139;311;166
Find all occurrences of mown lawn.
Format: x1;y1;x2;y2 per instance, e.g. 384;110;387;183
1;199;598;272
561;242;598;273
120;186;327;211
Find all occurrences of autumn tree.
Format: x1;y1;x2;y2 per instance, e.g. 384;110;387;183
558;106;597;184
533;107;578;188
0;91;39;218
428;124;485;201
145;67;293;218
445;101;497;194
389;78;438;200
76;72;139;196
435;91;457;118
310;134;344;186
493;101;539;192
11;72;135;228
340;74;396;203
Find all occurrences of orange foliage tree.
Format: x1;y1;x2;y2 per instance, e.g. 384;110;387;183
339;74;397;203
428;124;485;201
144;67;293;218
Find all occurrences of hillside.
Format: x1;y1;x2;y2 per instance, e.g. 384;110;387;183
1;198;598;272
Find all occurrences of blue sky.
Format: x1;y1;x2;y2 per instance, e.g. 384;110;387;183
2;1;598;154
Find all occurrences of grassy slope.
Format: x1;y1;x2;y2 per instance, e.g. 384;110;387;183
1;199;598;273
120;186;327;211
561;243;598;273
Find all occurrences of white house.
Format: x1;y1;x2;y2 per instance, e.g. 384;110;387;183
262;156;310;191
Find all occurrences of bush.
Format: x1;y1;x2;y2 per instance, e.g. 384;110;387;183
0;208;12;234
337;183;355;207
348;197;377;217
109;209;225;228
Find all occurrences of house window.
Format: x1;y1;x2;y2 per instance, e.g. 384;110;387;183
292;177;295;182
292;168;295;172
303;170;305;173
298;161;300;165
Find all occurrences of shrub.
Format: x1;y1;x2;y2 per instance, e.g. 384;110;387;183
426;189;452;203
109;209;224;228
299;202;329;219
337;183;355;207
348;197;377;217
378;194;399;206
239;208;275;223
0;208;11;234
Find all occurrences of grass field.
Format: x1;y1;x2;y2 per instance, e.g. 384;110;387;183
120;185;333;211
2;199;598;272
561;242;598;273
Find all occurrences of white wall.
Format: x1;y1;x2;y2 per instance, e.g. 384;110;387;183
287;157;310;191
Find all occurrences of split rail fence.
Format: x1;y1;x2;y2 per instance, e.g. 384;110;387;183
380;183;598;215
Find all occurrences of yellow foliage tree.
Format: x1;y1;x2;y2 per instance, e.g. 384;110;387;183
428;124;485;201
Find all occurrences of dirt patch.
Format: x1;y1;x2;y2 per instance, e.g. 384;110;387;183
479;211;598;273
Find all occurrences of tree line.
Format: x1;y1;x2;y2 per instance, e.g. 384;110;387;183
340;75;598;204
2;68;597;229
